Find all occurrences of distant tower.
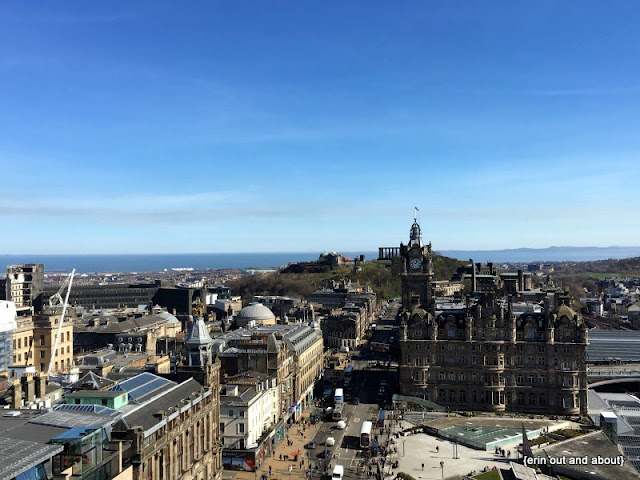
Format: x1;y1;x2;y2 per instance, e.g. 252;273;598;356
399;213;434;310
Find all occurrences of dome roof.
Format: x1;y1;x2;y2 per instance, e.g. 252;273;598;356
237;302;276;322
156;310;180;324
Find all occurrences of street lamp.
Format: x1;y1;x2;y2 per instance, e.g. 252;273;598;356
440;460;444;479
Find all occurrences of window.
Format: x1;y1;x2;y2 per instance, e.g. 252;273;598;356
40;351;45;358
101;399;108;406
237;423;245;434
40;363;45;371
18;338;21;349
40;335;45;346
228;409;234;417
220;423;225;434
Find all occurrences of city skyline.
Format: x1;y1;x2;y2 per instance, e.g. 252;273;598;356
2;2;640;254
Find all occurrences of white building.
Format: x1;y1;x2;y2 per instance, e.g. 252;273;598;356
0;300;18;373
220;378;279;451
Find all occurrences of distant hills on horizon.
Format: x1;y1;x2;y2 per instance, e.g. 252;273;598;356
437;246;640;263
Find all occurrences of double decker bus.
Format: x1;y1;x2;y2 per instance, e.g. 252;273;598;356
360;421;372;449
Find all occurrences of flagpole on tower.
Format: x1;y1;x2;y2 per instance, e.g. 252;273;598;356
414;206;419;223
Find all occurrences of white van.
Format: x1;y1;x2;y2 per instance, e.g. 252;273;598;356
339;346;349;353
332;464;344;479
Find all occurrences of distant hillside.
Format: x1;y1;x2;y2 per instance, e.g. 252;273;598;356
440;246;640;263
557;257;640;276
227;255;466;304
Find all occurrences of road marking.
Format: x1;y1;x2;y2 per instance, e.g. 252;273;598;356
354;417;360;423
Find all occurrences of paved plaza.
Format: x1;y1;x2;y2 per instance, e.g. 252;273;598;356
391;428;515;480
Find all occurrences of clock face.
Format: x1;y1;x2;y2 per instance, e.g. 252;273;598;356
410;258;422;270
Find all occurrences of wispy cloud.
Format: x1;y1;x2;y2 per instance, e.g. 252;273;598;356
0;190;343;226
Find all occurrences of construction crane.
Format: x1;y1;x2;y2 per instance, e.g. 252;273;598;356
47;269;75;376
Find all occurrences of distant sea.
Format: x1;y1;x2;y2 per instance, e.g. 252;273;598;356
0;252;377;274
1;246;639;274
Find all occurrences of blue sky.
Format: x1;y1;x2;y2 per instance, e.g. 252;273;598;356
1;1;639;254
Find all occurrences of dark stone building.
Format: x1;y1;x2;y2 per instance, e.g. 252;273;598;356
37;282;198;315
395;218;588;415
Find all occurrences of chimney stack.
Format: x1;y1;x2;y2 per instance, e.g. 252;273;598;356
11;381;22;408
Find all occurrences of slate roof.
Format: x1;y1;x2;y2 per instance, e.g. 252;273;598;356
76;314;168;333
69;371;114;390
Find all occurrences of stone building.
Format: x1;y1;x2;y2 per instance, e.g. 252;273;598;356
6;311;74;375
395;218;588;415
6;264;44;312
216;323;323;422
111;317;223;480
74;309;182;354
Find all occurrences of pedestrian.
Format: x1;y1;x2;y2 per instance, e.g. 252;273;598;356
436;446;439;453
269;466;272;475
422;463;424;471
279;454;282;461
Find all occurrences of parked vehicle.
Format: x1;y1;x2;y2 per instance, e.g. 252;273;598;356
326;437;335;446
305;441;317;449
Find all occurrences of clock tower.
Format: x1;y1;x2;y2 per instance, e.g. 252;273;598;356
400;214;434;310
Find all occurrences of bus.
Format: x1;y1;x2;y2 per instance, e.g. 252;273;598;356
344;365;353;379
332;403;344;421
377;410;386;427
334;388;344;405
360;421;372;449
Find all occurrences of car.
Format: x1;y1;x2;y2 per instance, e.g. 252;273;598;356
350;397;360;405
305;441;318;449
326;437;335;446
317;449;332;459
336;420;346;430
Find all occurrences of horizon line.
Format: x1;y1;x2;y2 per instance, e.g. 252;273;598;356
2;245;640;256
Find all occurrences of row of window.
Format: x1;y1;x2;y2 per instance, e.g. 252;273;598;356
12;345;71;363
13;331;72;350
406;342;576;355
411;370;581;387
